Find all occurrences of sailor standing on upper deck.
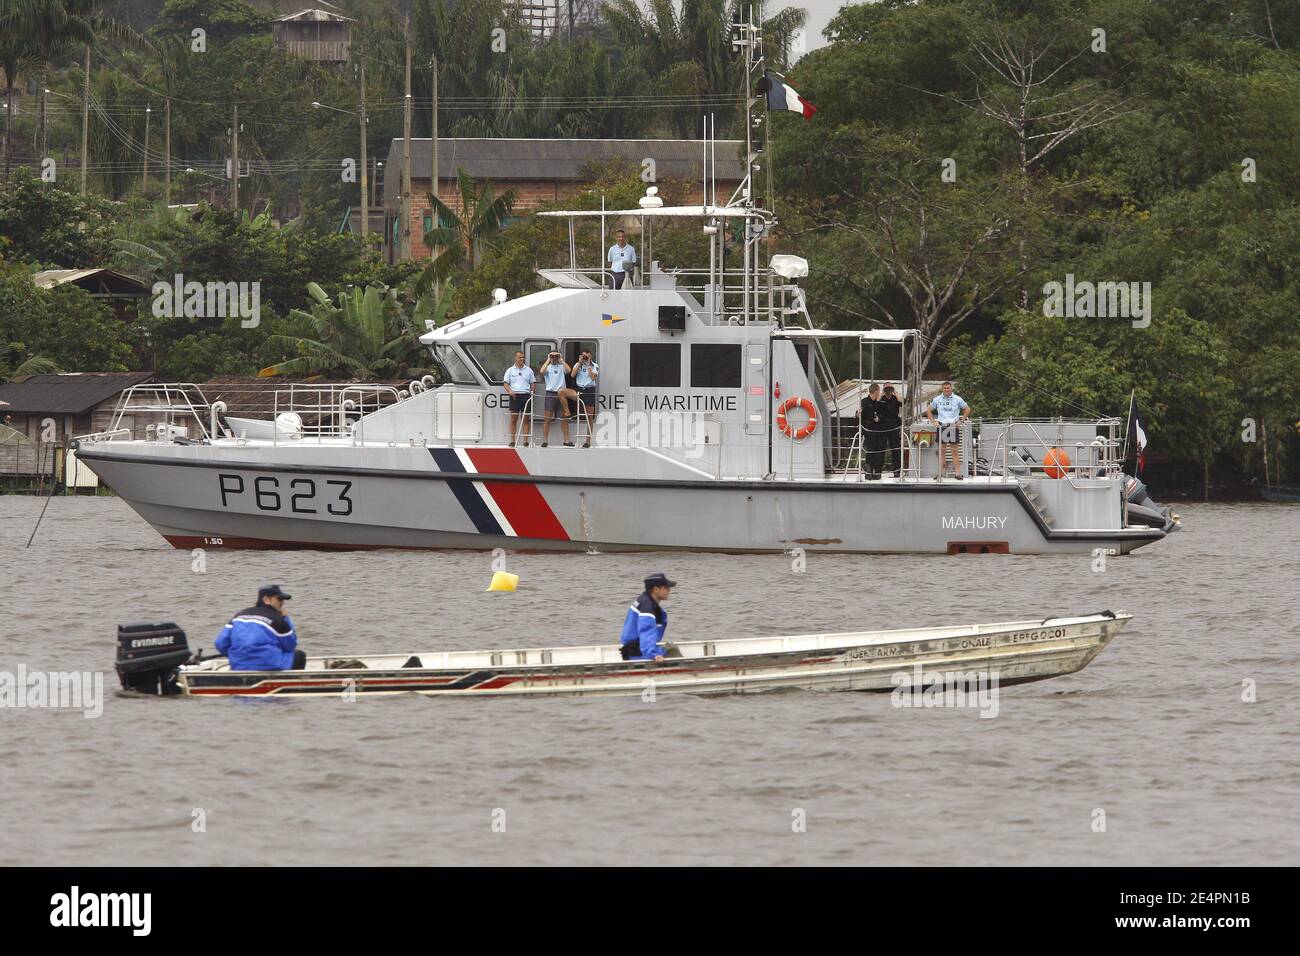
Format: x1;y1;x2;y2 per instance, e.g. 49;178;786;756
607;230;637;289
619;573;675;662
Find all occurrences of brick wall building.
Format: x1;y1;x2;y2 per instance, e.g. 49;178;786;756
380;137;746;263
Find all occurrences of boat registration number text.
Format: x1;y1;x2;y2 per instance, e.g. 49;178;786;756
217;474;354;515
841;627;1067;660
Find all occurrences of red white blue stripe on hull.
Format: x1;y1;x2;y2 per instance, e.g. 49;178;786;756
428;447;569;541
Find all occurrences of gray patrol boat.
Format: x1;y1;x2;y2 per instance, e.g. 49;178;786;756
73;210;1167;556
73;20;1171;557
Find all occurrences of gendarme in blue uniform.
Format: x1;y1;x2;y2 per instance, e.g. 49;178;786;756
215;604;298;670
619;591;667;660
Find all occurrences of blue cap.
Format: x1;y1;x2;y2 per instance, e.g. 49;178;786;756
644;573;676;590
258;584;292;602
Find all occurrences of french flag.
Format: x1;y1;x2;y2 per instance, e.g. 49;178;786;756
759;72;817;120
1126;392;1149;476
1134;404;1148;476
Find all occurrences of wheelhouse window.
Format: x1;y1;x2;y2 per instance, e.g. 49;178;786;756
629;343;681;388
690;343;742;388
562;340;599;365
463;342;524;383
430;345;477;385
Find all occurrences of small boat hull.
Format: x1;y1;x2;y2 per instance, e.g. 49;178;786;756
1254;480;1300;503
172;613;1129;699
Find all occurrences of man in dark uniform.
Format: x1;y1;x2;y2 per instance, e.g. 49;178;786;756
619;573;676;661
214;585;305;671
857;384;890;479
878;383;904;475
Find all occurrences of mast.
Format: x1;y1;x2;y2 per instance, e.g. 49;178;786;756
731;6;766;322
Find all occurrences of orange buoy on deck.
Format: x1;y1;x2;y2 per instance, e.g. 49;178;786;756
1043;447;1072;479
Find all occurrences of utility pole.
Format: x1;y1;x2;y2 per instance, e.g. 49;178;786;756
142;105;151;190
230;105;239;210
358;51;368;238
430;54;438;213
80;46;89;193
164;98;171;204
401;18;413;260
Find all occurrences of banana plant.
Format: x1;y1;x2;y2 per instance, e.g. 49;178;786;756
0;350;60;383
260;281;453;380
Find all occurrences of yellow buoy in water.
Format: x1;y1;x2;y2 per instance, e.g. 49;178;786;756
486;571;519;593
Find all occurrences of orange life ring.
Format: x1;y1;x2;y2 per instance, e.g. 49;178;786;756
776;397;818;440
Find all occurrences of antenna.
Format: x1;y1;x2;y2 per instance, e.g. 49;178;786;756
711;113;717;208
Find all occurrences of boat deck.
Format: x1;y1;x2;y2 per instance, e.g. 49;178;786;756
185;614;1124;673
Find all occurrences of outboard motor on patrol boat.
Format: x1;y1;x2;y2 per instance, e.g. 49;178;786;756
1123;475;1180;533
115;623;191;695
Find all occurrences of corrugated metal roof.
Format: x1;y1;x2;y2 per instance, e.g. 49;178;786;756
383;138;746;210
274;8;354;22
31;269;151;293
0;373;154;415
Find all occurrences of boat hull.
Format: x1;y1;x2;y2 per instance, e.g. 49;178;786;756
175;614;1128;699
77;443;1163;555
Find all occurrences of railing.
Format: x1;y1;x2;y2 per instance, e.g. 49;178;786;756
538;266;801;325
268;383;403;444
824;416;1123;484
828;421;911;480
506;391;597;447
975;418;1124;483
108;384;213;442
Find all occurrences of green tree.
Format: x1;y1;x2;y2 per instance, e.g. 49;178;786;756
0;169;123;264
0;259;137;370
0;350;60;381
602;0;806;137
0;0;148;164
262;281;452;380
0;0;36;181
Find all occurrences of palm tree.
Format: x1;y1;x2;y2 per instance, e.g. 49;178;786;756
602;0;806;137
0;0;35;181
414;167;517;295
261;282;453;380
0;1;148;168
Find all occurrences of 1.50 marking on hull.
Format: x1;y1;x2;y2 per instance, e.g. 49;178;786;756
218;473;354;515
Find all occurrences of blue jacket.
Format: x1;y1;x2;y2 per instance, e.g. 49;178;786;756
619;591;667;660
215;604;298;671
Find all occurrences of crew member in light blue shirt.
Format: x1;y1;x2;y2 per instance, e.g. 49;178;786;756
572;348;599;447
607;230;637;289
503;351;536;446
926;381;970;480
539;350;573;447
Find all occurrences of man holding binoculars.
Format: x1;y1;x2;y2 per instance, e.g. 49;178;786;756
572;349;599;447
539;350;575;447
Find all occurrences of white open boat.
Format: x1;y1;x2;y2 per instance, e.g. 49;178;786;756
115;612;1129;699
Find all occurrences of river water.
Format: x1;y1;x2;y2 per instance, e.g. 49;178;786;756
1;496;1296;866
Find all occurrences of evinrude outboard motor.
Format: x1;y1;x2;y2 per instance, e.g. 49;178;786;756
1123;475;1181;533
115;623;191;695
